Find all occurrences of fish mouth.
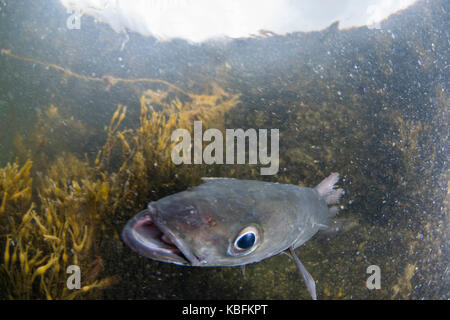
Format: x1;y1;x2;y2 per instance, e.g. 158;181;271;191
121;208;202;266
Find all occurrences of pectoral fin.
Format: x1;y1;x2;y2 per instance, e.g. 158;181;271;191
240;265;246;279
286;246;317;300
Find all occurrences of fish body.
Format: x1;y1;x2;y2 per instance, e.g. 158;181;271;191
122;173;344;299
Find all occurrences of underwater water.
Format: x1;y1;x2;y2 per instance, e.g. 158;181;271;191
0;0;448;300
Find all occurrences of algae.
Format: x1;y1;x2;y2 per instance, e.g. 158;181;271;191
0;81;240;299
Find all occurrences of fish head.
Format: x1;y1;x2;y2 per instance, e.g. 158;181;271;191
121;194;286;267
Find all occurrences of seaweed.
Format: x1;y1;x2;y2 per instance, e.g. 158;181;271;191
11;104;93;170
0;81;240;299
0;155;117;299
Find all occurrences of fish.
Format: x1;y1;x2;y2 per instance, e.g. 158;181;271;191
122;173;344;299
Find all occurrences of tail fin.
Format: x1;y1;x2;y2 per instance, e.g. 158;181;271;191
315;172;344;217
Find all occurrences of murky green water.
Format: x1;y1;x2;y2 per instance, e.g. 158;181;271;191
0;0;447;300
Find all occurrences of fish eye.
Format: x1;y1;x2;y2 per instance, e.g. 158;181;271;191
236;232;255;249
229;225;261;256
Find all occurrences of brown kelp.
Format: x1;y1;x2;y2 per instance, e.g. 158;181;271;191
0;160;32;224
93;84;240;214
0;48;194;93
0;156;117;299
12;104;92;169
0;82;240;299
